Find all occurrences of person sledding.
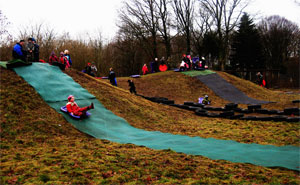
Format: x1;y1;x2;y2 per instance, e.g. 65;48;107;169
199;95;211;105
66;95;94;117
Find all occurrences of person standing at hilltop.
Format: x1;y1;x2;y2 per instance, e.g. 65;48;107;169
32;38;39;62
12;40;26;61
109;68;117;86
91;62;97;76
49;51;58;65
26;38;35;62
59;52;70;69
142;64;149;75
64;50;72;67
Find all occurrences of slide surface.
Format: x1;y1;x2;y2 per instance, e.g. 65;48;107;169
183;70;269;104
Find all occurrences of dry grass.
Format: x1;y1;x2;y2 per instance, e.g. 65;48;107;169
1;67;299;184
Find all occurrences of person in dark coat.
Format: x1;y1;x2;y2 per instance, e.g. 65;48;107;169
109;68;117;86
200;57;206;69
26;38;35;62
186;55;192;70
182;54;190;70
160;56;166;65
91;62;98;76
12;40;26;61
127;80;137;94
85;62;92;75
256;72;264;86
154;57;159;72
151;58;159;73
32;38;39;62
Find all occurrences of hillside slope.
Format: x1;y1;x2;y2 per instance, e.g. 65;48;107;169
67;69;299;146
116;70;299;109
0;67;299;184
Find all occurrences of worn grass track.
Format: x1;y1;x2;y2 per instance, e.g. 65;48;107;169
1;67;299;184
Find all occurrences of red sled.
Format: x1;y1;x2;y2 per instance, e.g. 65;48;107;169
159;64;168;72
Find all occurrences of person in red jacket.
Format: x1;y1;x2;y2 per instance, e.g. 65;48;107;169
57;52;70;68
49;51;58;65
66;95;94;116
142;63;148;75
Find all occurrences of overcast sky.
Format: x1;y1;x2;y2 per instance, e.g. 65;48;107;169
0;0;299;40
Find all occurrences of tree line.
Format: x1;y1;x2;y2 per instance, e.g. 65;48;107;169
0;0;299;87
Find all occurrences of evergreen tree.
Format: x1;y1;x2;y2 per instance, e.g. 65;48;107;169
231;13;265;76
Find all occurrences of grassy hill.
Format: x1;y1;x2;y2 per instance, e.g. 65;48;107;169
1;67;299;184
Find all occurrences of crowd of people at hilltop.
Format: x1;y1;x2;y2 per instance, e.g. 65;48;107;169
12;39;208;77
11;39;215;103
12;38;39;62
179;54;207;72
141;54;208;76
12;38;73;70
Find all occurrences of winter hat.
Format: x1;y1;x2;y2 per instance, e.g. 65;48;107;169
68;95;74;101
204;95;208;98
32;38;36;42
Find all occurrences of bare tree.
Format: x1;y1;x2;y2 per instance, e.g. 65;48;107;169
258;15;300;70
114;29;141;76
0;10;13;60
119;0;159;59
172;0;195;54
42;26;57;60
86;30;103;75
192;4;214;56
199;0;249;70
0;10;12;45
155;0;172;60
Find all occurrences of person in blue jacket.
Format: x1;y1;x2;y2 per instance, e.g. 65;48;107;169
109;67;117;86
12;40;26;61
64;50;72;66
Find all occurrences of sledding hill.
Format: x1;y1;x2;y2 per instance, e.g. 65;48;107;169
1;67;299;184
116;70;299;109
